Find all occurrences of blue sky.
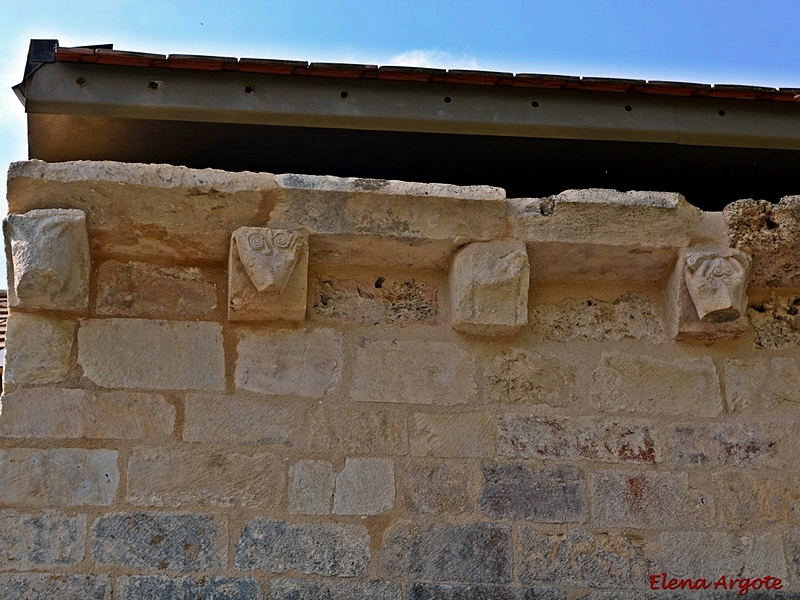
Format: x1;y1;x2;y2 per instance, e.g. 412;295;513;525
1;1;799;281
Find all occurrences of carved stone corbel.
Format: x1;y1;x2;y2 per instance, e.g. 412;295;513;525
227;227;308;321
4;208;90;312
667;248;751;339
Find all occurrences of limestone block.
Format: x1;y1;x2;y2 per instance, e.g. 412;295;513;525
0;448;118;506
479;463;587;523
0;510;86;570
228;227;308;321
289;460;335;515
591;352;723;417
0;389;175;439
91;512;227;571
666;422;787;469
235;328;342;398
352;340;476;405
333;458;395;516
4;208;89;312
749;293;800;349
271;173;507;268
450;239;529;337
724;196;800;287
184;395;304;445
518;528;646;589
590;471;713;529
3;313;75;386
510;189;701;280
408;583;565;600
498;415;659;464
724;357;800;411
78;318;225;391
127;447;284;508
234;519;369;576
396;460;476;515
486;349;577;405
96;260;217;318
378;522;512;583
313;275;439;325
8;160;279;262
269;578;401;600
667;248;751;340
410;412;494;457
306;405;408;454
0;574;111;600
714;472;800;527
529;293;665;342
117;575;263;600
661;532;787;580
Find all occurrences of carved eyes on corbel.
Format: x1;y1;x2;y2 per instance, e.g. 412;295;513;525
233;228;305;294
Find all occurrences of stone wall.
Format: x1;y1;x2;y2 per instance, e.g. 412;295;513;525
2;159;800;599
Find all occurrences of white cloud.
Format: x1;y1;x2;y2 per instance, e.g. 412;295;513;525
388;49;481;70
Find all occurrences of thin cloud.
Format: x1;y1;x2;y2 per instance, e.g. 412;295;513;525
388;49;481;70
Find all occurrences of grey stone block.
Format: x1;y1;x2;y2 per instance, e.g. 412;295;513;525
91;512;226;571
268;578;401;600
378;521;512;583
234;519;369;577
290;460;335;515
518;527;646;588
666;422;786;468
479;463;586;523
116;575;263;600
333;457;395;515
0;510;85;570
0;573;110;599
408;583;566;600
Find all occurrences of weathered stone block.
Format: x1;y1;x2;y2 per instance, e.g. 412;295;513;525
333;458;395;515
116;575;263;600
714;472;800;527
127;447;284;508
313;276;438;324
289;460;335;515
749;295;800;349
228;227;308;321
306;405;407;454
270;173;506;268
96;260;217;318
78;319;225;391
667;248;751;340
486;348;577;405
0;573;111;600
666;422;786;468
0;448;118;506
479;462;587;523
498;414;659;464
378;522;512;583
235;328;342;398
353;340;476;405
591;352;723;417
410;412;494;457
8;160;279;262
234;519;369;577
0;389;175;439
510;189;701;281
3;313;74;386
450;239;529;337
268;578;401;600
724;357;800;411
591;471;713;529
0;510;86;570
92;512;226;571
529;293;665;342
397;460;475;515
662;532;787;580
184;395;303;445
724;196;800;287
518;527;646;589
783;530;800;582
4;208;89;312
408;583;566;600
